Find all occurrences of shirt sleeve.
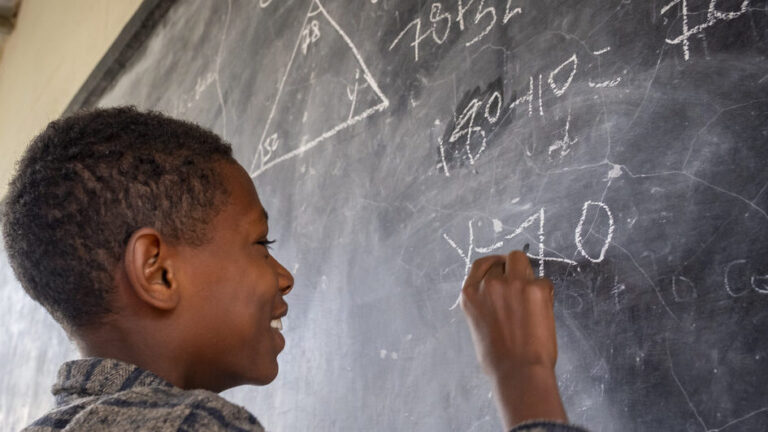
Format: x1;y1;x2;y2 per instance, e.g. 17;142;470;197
510;420;590;432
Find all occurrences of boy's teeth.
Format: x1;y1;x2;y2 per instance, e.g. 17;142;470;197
270;319;283;331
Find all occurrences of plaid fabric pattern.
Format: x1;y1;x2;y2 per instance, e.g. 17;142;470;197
22;358;265;432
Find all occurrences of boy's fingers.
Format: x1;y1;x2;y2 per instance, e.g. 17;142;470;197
505;250;534;280
483;260;505;283
464;255;505;290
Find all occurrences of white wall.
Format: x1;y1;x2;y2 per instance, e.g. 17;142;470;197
0;0;143;198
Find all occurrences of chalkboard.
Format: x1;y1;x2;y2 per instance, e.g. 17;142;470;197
43;0;768;430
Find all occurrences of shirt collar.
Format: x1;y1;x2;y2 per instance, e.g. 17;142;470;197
53;357;174;406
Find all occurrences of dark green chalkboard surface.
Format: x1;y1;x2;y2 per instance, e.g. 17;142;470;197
90;1;768;430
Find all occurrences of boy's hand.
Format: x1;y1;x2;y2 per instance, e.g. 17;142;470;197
460;250;567;428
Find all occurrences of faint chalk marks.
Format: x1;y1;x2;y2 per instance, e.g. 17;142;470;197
671;275;697;302
667;335;768;431
560;291;584;313
666;336;708;431
611;242;679;322
214;0;232;139
171;0;232;137
620;167;768;222
611;282;626;309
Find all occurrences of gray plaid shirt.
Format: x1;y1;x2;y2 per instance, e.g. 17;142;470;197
22;358;265;431
22;357;588;432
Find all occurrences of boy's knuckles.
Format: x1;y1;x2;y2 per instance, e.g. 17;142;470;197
524;285;552;303
468;255;501;274
483;277;518;293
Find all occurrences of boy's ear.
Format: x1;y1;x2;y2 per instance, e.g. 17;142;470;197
123;228;180;311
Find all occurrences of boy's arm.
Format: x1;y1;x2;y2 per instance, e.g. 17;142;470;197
461;251;586;431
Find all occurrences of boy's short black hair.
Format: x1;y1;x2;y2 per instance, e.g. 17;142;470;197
1;106;234;332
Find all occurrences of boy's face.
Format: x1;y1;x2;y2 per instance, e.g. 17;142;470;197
173;160;293;390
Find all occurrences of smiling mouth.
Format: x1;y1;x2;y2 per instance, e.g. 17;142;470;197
270;318;283;331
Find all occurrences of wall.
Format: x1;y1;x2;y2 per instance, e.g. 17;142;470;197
0;1;142;429
0;0;143;198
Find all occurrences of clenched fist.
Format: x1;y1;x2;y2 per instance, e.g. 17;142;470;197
460;250;567;429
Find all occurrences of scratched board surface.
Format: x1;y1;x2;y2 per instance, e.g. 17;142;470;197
90;0;768;430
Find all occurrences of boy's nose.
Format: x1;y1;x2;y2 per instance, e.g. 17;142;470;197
275;260;294;295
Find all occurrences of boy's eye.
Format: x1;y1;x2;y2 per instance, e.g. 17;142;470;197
255;239;276;250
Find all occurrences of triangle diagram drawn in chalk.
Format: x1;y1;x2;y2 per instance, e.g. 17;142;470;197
249;0;389;177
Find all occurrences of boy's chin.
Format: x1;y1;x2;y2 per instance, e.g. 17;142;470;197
244;362;279;386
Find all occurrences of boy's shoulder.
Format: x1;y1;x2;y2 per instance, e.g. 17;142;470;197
22;358;264;432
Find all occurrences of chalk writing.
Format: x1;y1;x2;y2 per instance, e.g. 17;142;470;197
592;47;611;55
752;274;768;294
250;0;389;177
389;1;523;61
502;0;522;24
510;53;578;118
588;77;622;88
724;259;748;297
256;133;280;164
430;3;452;44
548;54;578;97
484;91;502;123
346;69;370;120
301;20;321;54
437;79;503;175
450;98;486;166
435;48;614;174
574;201;615;263
463;0;496;46
437;137;451;177
510;75;540;117
724;259;768;297
442;201;616;309
442;220;474;309
548;107;578;158
661;0;751;61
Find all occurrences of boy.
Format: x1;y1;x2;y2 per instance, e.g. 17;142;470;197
3;107;587;431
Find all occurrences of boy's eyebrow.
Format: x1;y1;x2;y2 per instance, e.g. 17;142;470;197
244;209;269;231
